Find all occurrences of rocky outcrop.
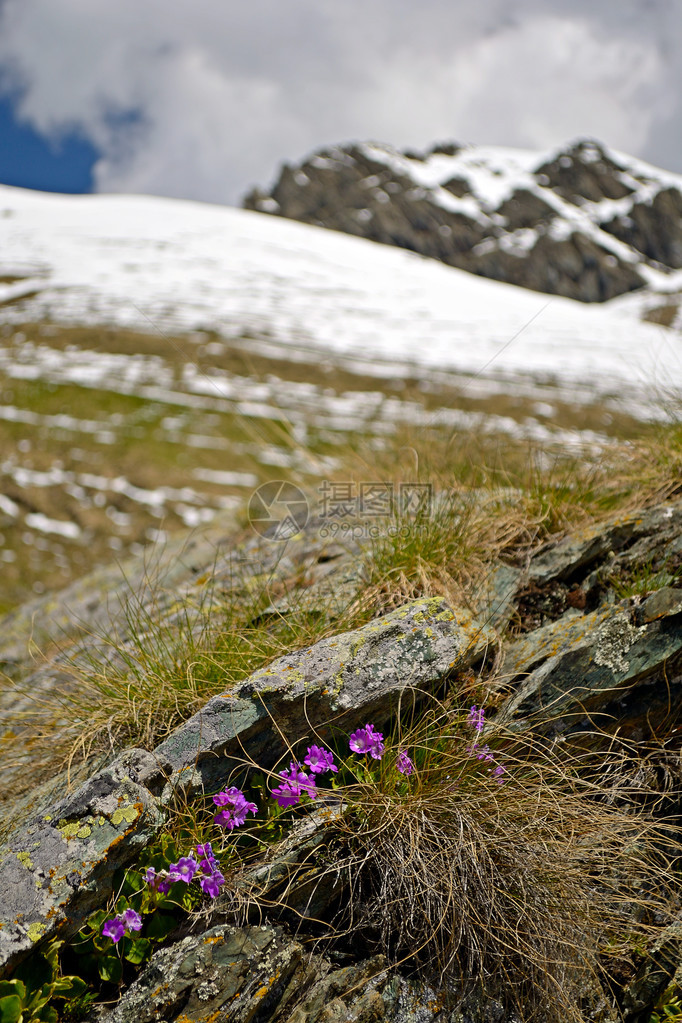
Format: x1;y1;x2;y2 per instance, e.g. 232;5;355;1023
0;596;492;975
601;186;682;268
2;493;682;1020
242;137;682;302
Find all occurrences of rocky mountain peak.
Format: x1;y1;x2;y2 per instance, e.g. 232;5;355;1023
243;137;682;303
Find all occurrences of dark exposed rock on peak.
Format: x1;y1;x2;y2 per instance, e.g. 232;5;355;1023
242;136;682;303
533;139;636;203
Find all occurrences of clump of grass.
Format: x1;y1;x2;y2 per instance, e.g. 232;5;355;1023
322;697;677;1022
332;413;682;619
0;552;372;824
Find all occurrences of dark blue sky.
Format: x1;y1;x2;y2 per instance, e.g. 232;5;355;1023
0;96;96;193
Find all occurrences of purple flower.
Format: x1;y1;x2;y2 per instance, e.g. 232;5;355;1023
168;855;198;883
492;764;506;784
143;866;172;894
304;745;338;774
199;868;226;899
271;762;317;808
396;750;414;775
475;745;493;762
102;908;143;944
121;908;142;932
212;787;258;830
468;706;485;733
102;917;126;944
196;842;219;873
349;724;385;760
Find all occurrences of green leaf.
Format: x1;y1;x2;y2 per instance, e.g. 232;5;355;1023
159;834;179;861
0;985;22;1001
179;888;198;912
52;975;88;999
23;982;52;1015
83;909;108;930
145;913;177;942
97;956;122;984
0;995;23;1023
124;939;152;966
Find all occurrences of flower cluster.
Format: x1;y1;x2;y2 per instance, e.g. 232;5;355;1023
271;762;318;808
304;744;338;774
349;724;385;759
213;786;258;830
102;908;142;945
144;841;226;900
100;723;469;947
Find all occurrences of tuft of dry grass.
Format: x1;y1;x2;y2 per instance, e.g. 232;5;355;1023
324;697;678;1021
0;559;372;832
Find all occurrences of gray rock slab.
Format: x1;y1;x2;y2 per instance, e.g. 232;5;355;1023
97;923;308;1023
496;596;682;735
151;597;494;801
525;500;682;586
501;604;613;681
0;749;163;975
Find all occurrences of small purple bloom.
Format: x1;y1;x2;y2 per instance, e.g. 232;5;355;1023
121;908;142;932
468;706;485;733
168;855;198;883
102;917;126;944
476;745;493;762
143;866;157;885
493;764;506;784
304;745;338;774
157;880;171;895
349;724;385;760
271;762;317;808
396;750;414;775
199;869;226;899
196;842;219;874
212;787;258;830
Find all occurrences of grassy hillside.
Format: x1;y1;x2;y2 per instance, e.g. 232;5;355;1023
0;319;659;613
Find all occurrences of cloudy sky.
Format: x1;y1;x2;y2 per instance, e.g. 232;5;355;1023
0;0;679;206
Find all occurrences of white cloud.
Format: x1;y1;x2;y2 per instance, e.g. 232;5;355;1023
0;0;678;204
439;16;668;153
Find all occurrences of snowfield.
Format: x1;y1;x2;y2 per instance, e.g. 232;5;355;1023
1;181;681;420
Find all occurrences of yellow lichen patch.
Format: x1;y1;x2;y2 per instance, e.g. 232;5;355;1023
27;921;46;942
111;804;138;827
57;822;82;840
16;851;34;870
56;817;95;840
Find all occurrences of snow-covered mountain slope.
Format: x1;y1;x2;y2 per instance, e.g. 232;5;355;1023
1;178;681;611
0;181;680;419
244;138;682;308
